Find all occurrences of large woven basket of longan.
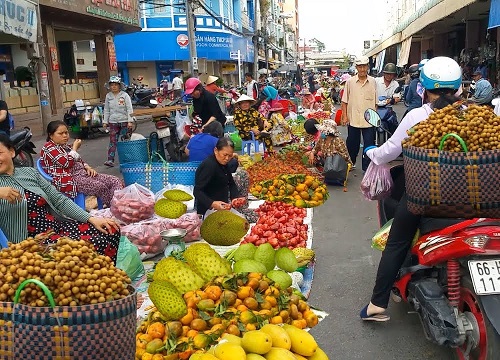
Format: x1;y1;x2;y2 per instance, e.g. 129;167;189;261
402;104;500;218
0;233;137;360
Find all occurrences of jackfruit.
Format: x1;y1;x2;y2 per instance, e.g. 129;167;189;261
148;280;187;321
153;257;205;294
163;189;193;201
155;198;187;219
200;210;250;246
184;243;231;282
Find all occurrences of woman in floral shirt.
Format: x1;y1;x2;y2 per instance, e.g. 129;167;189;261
308;119;352;167
233;95;274;153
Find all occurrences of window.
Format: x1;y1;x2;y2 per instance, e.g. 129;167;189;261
206;18;213;26
150;0;172;15
196;17;204;25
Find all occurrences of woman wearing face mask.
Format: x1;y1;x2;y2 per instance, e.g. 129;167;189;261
40;120;123;207
0;135;120;263
193;137;246;216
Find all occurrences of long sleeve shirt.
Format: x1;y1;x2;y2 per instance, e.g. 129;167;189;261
193;154;240;215
472;78;493;105
0;167;91;243
103;90;133;124
205;83;227;94
366;104;433;165
405;78;424;112
192;89;227;126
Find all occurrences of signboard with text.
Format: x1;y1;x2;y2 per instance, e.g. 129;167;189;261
0;0;38;42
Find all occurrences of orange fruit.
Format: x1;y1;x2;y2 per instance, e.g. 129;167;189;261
291;319;307;329
260;300;272;310
190;318;208;331
136;334;153;349
299;191;310;200
265;295;277;307
239;310;257;324
186;329;199;338
180;308;195;326
243;297;259;311
270;315;283;324
237;286;254;300
305;312;319;328
237;304;248;312
147;322;165;339
245;323;257;331
204;285;222;301
226;324;241;336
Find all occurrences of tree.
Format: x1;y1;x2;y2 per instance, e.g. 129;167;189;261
338;55;352;69
310;38;325;52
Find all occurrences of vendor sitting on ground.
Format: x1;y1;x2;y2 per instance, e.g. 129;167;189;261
303;119;321;150
0;135;120;263
267;104;294;146
194;137;246;216
308;119;352;168
185;121;238;173
40;121;123;207
233;94;274;154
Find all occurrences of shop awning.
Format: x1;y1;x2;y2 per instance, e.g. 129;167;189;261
397;36;412;67
364;33;401;58
0;0;38;43
489;0;500;29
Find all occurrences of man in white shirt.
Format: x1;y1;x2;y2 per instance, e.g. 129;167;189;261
172;74;184;98
375;63;401;106
244;72;258;100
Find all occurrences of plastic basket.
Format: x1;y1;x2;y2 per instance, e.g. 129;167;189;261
120;161;169;193
117;139;149;164
0;279;136;360
224;123;237;133
167;161;201;186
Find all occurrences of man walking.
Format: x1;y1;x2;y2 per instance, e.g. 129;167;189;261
172;73;184;99
470;70;493;105
244;73;258;100
341;55;377;171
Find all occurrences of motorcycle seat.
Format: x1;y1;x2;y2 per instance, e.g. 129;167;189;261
419;217;464;235
10;129;29;143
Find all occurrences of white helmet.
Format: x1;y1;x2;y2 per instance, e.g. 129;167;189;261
419;57;462;90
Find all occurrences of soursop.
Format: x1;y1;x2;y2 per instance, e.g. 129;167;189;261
163;189;193;201
184;243;231;282
155;198;187;219
153;257;205;294
148;280;187;320
200;210;250;246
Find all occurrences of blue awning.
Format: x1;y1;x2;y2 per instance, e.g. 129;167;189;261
488;0;500;29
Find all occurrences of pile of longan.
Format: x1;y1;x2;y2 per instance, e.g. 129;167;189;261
0;235;131;307
403;104;500;152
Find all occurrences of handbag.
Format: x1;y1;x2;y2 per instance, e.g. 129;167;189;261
323;154;348;185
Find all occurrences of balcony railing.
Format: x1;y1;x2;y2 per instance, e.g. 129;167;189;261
241;13;254;31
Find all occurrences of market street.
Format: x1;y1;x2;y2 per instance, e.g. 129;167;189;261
30;104;453;359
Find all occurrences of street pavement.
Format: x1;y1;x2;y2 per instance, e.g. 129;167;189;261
29;104;454;359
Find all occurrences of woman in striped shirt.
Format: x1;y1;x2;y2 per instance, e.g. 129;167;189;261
0;135;120;263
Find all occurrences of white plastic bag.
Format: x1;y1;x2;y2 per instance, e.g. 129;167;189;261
110;184;155;224
175;110;191;141
91;107;101;126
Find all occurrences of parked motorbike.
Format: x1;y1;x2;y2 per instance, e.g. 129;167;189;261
126;79;158;108
11;127;36;167
366;86;401;145
378;164;500;359
154;112;188;162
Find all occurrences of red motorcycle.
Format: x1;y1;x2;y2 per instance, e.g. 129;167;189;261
379;165;500;360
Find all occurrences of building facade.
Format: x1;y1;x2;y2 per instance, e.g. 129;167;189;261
364;0;498;84
114;0;256;87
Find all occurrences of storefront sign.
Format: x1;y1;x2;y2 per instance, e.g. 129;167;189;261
176;34;188;47
107;42;117;71
86;5;139;25
0;0;38;42
50;47;59;71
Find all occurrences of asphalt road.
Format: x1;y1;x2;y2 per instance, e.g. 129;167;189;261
30;104;455;359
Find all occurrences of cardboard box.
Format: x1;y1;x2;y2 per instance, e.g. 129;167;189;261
18;88;30;96
5;96;22;109
9;107;27;115
64;101;73;108
21;94;39;107
84;89;98;99
7;88;19;97
26;106;40;113
27;87;37;95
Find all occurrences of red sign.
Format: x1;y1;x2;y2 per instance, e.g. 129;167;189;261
50;47;59;71
107;42;117;71
176;34;189;47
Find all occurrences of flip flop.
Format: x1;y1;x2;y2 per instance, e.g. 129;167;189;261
360;304;390;322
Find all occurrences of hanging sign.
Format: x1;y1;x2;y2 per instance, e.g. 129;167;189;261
107;42;117;71
50;47;59;71
0;0;38;42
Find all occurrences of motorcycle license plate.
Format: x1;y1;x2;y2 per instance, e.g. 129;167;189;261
156;127;170;139
468;259;500;295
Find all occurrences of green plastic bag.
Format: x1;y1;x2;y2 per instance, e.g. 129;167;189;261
116;236;145;281
229;132;242;151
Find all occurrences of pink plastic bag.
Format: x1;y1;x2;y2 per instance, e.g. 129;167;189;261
110;184;155;224
360;162;393;200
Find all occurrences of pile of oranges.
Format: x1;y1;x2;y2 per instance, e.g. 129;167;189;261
135;273;319;359
250;174;329;208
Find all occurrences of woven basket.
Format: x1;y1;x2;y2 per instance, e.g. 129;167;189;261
121;161;169;193
0;279;137;360
168;162;201;186
403;138;500;218
117;138;149;164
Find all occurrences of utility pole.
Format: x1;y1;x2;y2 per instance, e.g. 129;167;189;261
252;0;259;80
186;0;199;77
34;4;51;133
303;38;306;70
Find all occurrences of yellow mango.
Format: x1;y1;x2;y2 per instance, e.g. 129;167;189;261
220;333;242;346
241;330;273;354
214;342;246;360
246;354;266;360
264;347;298;360
199;354;219;360
283;324;318;356
308;346;329;360
260;324;291;350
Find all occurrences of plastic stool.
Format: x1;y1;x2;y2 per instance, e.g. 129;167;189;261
0;229;8;248
241;131;265;156
36;158;103;210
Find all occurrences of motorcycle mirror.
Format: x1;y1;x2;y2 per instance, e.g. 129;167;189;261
364;108;381;128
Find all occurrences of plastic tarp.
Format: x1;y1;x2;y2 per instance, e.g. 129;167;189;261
489;0;500;29
397;36;412;67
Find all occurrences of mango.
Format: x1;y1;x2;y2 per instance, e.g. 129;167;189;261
214;342;246;360
283;324;318;356
308;346;329;360
220;333;242;346
264;347;298;360
294;355;308;360
199;354;219;360
246;354;266;360
260;324;291;350
188;354;204;360
145;338;164;354
241;330;273;354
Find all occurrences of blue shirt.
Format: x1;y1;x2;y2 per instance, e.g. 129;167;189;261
405;78;423;112
472;78;493;105
186;133;218;161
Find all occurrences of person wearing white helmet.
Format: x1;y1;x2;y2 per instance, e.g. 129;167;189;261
102;76;134;167
402;63;424;116
360;56;462;322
